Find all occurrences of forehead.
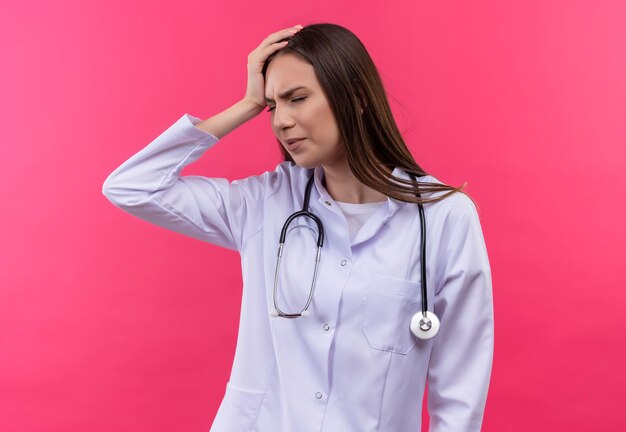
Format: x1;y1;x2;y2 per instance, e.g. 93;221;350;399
265;54;319;98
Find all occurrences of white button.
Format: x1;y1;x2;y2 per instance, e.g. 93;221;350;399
315;392;323;399
323;323;330;331
340;260;347;266
325;200;332;206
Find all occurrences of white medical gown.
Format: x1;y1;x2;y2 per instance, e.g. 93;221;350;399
102;113;495;432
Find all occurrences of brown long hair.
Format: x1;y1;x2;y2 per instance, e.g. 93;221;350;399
262;22;472;206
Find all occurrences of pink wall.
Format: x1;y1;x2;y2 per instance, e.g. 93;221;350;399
1;1;625;431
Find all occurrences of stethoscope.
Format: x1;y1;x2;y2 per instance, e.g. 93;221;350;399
270;171;441;340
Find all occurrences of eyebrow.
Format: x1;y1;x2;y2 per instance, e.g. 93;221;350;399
264;86;309;103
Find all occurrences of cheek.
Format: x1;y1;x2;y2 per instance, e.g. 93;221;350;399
309;103;340;141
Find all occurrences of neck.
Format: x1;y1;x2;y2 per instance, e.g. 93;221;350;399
321;156;389;204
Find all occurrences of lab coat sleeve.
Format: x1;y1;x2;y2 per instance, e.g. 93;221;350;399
427;196;494;432
102;113;276;252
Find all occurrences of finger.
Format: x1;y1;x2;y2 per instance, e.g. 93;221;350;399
262;26;302;47
257;40;289;61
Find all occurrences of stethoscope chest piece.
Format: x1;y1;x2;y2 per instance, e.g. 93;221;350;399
410;310;440;340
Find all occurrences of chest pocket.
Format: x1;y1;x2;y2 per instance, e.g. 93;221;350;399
362;273;422;355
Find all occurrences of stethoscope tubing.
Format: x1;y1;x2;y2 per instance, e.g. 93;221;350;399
271;170;440;339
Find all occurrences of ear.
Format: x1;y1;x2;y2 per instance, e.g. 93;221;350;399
358;93;367;114
357;94;367;114
353;82;367;114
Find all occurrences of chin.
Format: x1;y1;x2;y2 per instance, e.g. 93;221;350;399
290;155;320;170
293;160;318;169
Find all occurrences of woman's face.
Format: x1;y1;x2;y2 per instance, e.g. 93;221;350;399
265;53;345;169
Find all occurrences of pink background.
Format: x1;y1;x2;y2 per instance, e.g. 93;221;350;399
1;1;625;431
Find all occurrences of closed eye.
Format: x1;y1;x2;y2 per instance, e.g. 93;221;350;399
266;97;307;112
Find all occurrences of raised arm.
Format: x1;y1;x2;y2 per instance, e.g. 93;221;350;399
102;26;304;251
102;103;264;251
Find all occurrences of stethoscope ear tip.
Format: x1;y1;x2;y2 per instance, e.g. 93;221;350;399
270;310;279;317
300;310;310;317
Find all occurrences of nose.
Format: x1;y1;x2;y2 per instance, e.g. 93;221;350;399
272;106;295;130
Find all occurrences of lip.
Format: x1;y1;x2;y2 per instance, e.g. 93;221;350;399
286;138;306;150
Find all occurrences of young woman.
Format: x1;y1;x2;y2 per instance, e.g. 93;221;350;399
103;23;494;432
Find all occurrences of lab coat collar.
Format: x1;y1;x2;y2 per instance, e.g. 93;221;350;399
312;165;408;221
